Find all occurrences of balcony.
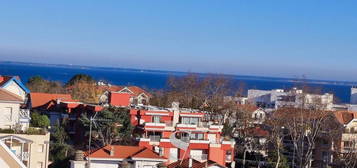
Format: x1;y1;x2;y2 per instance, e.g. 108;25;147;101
16;152;29;161
191;154;208;162
149;135;161;142
19;109;30;123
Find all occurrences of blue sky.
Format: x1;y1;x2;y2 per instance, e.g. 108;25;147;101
0;1;356;81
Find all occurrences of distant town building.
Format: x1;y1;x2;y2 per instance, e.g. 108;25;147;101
247;88;334;110
99;85;151;107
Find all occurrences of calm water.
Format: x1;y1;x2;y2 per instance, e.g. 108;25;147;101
0;62;354;103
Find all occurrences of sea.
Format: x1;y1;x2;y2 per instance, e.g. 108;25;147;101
0;61;355;103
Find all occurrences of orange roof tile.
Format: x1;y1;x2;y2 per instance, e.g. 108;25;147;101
132;148;166;159
167;158;225;168
334;111;357;125
88;145;164;160
30;92;73;108
0;88;23;102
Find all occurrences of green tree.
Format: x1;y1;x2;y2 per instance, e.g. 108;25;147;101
49;121;74;168
26;75;64;93
66;74;95;86
80;107;133;147
30;112;50;128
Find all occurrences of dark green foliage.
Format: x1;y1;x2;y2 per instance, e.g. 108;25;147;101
66;74;95;86
30;112;50;128
49;122;74;168
80;106;134;146
267;151;290;168
26;75;64;93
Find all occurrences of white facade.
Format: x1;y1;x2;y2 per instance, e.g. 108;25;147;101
0;100;30;131
71;159;164;168
248;88;334;110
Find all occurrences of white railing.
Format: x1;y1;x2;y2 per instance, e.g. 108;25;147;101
19;109;30;119
149;135;161;142
191;154;208;161
16;152;29;161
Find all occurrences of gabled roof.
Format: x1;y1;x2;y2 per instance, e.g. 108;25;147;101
0;88;23;102
334;111;357;125
88;145;165;160
167;158;226;168
101;85;152;97
30;92;74;108
0;75;30;93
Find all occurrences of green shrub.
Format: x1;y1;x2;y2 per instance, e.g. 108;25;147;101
31;112;50;128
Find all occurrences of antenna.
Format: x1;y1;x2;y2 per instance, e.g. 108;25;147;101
87;112;112;168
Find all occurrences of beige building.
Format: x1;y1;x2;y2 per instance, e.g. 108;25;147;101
0;133;50;168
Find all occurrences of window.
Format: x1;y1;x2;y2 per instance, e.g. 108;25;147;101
37;144;44;153
181;117;199;125
152;116;161;123
190;133;204;140
1;107;13;122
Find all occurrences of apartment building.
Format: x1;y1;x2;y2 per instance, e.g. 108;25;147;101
0;132;50;168
130;102;235;167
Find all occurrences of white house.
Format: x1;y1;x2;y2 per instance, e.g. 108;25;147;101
0;76;31;131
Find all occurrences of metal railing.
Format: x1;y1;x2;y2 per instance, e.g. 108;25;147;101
191;154;208;161
149;135;161;142
19;109;30;119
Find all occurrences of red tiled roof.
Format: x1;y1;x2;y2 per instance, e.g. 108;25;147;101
88;145;165;160
334;111;357;125
167;159;225;168
132;148;166;159
100;85;151;97
0;88;23;102
30;92;74;108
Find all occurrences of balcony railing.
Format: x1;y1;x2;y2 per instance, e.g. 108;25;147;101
16;152;29;161
191;154;208;161
149;135;161;142
19;109;31;122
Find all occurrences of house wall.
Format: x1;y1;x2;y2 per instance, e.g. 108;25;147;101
134;160;162;168
0;102;20;129
89;160;120;168
0;133;50;168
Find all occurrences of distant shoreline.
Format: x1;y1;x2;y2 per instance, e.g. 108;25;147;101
1;60;356;86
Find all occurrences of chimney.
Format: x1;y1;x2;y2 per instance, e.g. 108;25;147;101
110;146;115;156
189;158;193;168
172;102;180;126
